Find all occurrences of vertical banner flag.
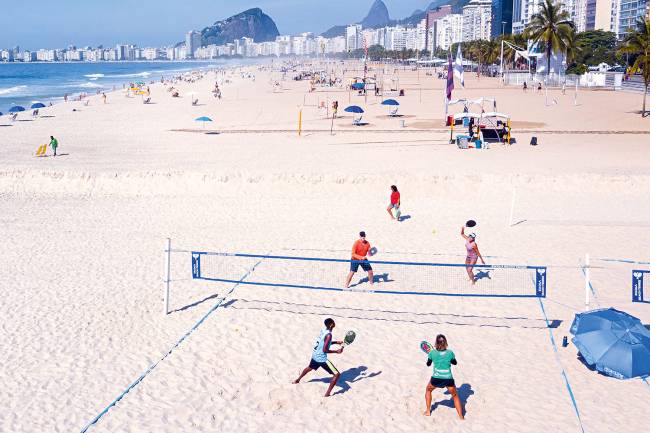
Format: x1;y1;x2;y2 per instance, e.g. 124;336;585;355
445;53;454;116
454;44;465;88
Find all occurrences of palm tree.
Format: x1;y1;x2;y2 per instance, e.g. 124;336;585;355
525;0;574;76
618;17;650;117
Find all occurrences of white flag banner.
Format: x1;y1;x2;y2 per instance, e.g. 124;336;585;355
453;44;465;88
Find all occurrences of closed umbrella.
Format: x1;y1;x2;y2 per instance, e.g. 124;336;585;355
195;116;213;129
570;308;650;379
31;102;46;109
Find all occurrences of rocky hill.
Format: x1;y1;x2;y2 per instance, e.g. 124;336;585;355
199;8;280;46
321;0;472;38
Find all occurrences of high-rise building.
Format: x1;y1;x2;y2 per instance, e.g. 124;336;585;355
617;0;649;38
435;14;464;50
185;30;201;59
345;24;362;51
585;0;615;30
463;0;492;41
492;0;514;37
425;6;452;51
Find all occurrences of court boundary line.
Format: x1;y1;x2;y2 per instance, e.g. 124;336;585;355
537;298;586;433
77;257;265;433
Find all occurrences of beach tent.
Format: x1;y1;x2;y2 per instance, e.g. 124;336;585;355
570;308;650;379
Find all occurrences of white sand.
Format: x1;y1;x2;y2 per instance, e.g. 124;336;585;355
1;62;649;433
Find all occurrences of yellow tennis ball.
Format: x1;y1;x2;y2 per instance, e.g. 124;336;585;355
431;229;436;235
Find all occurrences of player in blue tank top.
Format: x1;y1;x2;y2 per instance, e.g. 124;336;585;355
293;318;344;397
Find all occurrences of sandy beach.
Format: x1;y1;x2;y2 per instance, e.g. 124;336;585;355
1;61;649;433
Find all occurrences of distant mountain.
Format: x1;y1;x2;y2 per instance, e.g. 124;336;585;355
361;0;391;28
199;8;279;46
320;0;471;38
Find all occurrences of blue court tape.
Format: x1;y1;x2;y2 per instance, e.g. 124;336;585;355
199;276;541;298
195;251;543;271
581;267;600;307
595;258;650;265
78;258;265;433
538;298;586;433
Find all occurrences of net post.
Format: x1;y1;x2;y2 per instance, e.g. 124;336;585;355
584;253;590;311
164;238;171;315
509;188;516;227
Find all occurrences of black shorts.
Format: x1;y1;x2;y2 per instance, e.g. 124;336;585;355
350;259;372;272
309;358;339;375
430;377;456;388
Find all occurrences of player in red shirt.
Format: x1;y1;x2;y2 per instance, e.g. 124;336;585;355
344;231;374;288
387;185;400;220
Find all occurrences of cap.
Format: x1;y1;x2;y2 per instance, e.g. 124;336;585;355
359;231;366;237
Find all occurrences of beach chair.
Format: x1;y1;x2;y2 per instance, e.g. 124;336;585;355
84;100;89;106
35;144;47;157
353;115;363;126
389;107;399;117
456;136;469;149
143;97;151;104
192;98;199;106
11;113;18;122
32;109;39;117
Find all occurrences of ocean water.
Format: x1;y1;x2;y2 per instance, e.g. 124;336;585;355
0;60;244;114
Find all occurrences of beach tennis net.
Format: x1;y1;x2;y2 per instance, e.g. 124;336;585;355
191;251;547;298
633;270;649;303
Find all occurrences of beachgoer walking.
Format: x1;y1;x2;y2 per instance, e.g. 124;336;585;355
332;101;338;119
292;318;344;397
387;185;400;220
523;81;527;92
537;82;542;93
49;136;58;157
64;94;68;102
461;226;484;284
102;92;107;104
345;231;374;288
423;334;464;419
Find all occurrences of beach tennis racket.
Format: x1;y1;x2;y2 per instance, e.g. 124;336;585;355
420;340;433;354
343;330;356;346
466;219;477;228
368;247;378;256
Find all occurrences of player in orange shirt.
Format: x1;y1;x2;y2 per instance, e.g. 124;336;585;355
344;231;374;288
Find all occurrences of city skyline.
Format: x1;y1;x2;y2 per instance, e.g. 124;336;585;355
0;0;427;50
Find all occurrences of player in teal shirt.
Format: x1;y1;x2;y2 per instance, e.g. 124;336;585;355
423;334;464;419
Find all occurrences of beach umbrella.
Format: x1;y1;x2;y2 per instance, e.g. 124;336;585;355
9;106;25;113
570;308;650;379
195;116;213;129
344;105;364;114
31;102;46;109
381;99;399;106
351;82;365;90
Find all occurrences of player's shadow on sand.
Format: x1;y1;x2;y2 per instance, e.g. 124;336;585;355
398;214;411;222
432;383;474;416
474;270;491;281
349;272;394;288
309;366;382;395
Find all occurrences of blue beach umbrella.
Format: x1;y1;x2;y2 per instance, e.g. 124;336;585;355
344;105;364;114
351;82;365;90
9;105;25;113
570;308;650;379
195;116;213;129
31;102;46;109
381;99;400;106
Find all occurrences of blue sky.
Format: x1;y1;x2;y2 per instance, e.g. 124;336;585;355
1;0;429;50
